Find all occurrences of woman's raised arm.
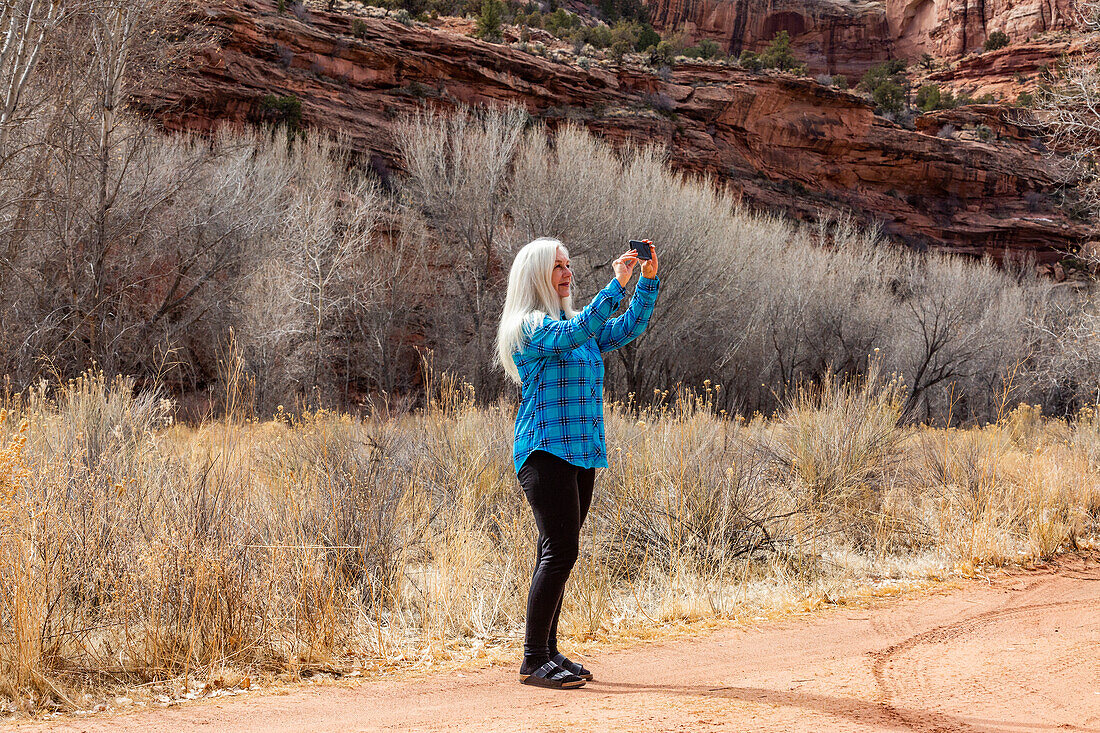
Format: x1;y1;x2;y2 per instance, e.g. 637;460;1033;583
595;275;659;353
522;278;626;356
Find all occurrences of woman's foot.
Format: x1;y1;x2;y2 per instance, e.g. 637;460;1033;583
518;660;586;689
551;652;593;681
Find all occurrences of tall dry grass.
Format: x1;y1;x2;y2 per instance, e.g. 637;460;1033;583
0;368;1097;712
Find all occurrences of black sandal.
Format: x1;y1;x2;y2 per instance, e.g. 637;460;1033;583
552;652;593;681
519;660;586;689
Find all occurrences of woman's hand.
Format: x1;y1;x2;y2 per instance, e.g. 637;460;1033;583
641;240;658;279
613;250;639;287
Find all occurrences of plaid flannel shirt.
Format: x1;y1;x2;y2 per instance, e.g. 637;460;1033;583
512;275;660;473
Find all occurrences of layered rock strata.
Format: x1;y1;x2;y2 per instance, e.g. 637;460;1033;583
644;0;892;77
924;39;1076;99
136;0;1087;261
645;0;1077;74
888;0;1076;59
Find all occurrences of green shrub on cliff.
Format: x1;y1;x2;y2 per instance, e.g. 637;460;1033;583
860;59;910;116
475;0;504;41
648;40;674;67
580;19;660;53
635;23;660;51
872;80;905;116
597;0;647;23
682;38;721;60
984;30;1010;52
542;8;580;36
259;94;304;138
760;31;800;72
738;50;763;71
915;84;958;112
737;32;805;74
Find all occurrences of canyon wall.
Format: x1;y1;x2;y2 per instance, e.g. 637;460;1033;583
646;0;1077;73
645;0;893;76
135;0;1088;262
887;0;1076;58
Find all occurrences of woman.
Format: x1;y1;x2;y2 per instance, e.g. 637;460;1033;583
496;237;660;689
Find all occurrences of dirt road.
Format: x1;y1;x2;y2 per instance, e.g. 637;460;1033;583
18;553;1100;733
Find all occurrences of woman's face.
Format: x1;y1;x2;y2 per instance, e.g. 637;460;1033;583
551;249;572;300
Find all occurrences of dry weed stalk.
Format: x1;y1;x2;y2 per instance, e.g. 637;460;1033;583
0;370;1095;712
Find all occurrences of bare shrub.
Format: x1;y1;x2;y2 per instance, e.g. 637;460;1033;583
1034;0;1100;222
0;368;1097;709
277;133;383;403
394;104;528;396
504;121;1041;422
888;251;1039;421
768;363;908;550
598;388;784;575
271;415;410;604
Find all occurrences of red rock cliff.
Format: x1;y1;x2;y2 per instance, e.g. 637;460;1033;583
887;0;1075;59
646;0;1076;73
136;0;1087;262
645;0;893;77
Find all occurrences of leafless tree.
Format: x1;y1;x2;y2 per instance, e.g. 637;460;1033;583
0;0;67;158
482;118;1047;420
236;257;307;411
1027;1;1100;411
280;133;382;399
395;104;527;397
889;252;1036;420
1035;0;1100;222
349;211;429;400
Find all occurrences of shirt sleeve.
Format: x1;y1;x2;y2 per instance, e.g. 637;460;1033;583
595;275;660;353
520;278;627;357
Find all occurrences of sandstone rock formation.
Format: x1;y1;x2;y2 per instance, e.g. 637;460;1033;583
887;0;1075;59
645;0;1076;75
136;0;1087;262
924;39;1075;99
645;0;893;77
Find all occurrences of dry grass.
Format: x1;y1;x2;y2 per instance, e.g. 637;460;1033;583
0;370;1097;714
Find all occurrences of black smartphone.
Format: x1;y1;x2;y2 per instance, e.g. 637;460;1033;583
629;240;653;260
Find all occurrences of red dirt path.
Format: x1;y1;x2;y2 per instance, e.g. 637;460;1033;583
16;553;1100;732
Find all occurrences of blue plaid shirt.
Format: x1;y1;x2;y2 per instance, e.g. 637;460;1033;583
512;275;660;473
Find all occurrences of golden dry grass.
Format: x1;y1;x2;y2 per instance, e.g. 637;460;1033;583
0;370;1097;714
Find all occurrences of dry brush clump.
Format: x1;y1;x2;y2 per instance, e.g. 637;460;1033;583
1;370;1097;712
767;363;909;552
0;90;1082;427
444;108;1051;422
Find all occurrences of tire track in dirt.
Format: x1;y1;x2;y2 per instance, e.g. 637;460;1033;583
13;554;1100;733
872;569;1100;733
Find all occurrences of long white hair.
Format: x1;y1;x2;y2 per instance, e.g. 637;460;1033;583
496;238;578;384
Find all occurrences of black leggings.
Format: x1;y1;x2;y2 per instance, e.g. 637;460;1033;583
517;450;595;664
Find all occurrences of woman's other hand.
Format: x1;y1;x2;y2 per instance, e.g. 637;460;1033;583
641;241;658;279
613;250;639;287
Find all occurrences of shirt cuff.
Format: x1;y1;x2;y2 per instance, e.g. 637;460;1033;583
606;278;627;299
637;276;659;292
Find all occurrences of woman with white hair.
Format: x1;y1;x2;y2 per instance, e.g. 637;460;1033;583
496;237;660;689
